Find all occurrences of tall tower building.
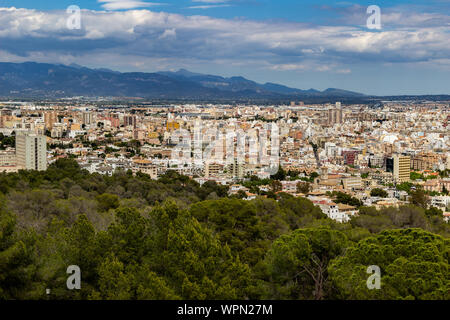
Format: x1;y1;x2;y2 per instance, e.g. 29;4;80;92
44;111;58;130
328;107;343;125
124;115;137;129
82;112;94;125
393;154;410;183
15;132;47;171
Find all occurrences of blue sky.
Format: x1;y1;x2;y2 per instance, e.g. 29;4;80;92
0;0;449;95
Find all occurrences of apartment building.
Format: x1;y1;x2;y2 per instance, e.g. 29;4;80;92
411;153;439;171
388;154;411;183
15;132;47;171
342;176;363;190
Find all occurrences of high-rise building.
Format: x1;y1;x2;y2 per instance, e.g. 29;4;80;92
327;107;343;125
228;158;244;180
342;150;359;166
392;154;410;183
82;112;94;125
15;132;47;171
368;154;384;168
385;156;394;173
411;153;439;171
124;115;137;129
205;162;223;178
44;111;58;130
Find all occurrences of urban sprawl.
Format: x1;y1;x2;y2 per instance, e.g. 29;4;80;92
1;100;449;224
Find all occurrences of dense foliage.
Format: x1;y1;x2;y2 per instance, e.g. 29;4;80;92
0;159;448;300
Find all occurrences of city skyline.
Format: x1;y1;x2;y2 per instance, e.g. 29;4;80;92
0;1;449;95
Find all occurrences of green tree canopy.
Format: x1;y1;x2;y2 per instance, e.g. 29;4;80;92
329;228;449;300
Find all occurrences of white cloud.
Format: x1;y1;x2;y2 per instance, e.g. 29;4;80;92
0;6;448;73
187;5;231;9
159;28;176;39
191;0;231;3
187;0;232;9
98;1;164;10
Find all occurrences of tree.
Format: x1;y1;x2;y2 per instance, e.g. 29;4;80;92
271;180;282;193
410;189;430;208
310;172;319;180
234;190;247;199
148;201;252;299
425;207;443;218
189;198;264;266
92;255;178;300
329;229;449;300
263;227;348;300
271;167;286;181
370;188;388;198
96;193;120;212
0;200;38;299
331;191;363;207
396;182;414;193
296;182;312;195
278;197;326;230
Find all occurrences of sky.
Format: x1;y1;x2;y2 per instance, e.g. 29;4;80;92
0;0;449;95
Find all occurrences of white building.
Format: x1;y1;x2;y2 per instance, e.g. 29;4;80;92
15;132;47;171
431;196;450;210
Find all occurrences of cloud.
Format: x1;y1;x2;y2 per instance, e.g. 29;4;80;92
188;0;232;9
159;28;176;39
98;1;164;10
191;0;231;3
319;3;450;28
187;5;231;9
0;6;448;74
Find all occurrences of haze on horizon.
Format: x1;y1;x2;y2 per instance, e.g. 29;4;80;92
0;0;449;96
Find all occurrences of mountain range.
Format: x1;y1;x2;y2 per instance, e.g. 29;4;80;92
0;62;365;100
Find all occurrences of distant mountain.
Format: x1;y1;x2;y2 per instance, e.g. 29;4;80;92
157;69;364;98
0;62;366;100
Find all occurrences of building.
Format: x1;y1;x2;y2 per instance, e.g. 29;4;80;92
342;150;359;166
166;121;180;131
423;179;441;193
0;149;16;166
281;180;299;194
228;158;244;180
132;158;158;179
312;199;350;223
44;111;58;130
0;149;18;173
371;171;394;185
411;153;439;171
389;154;410;183
368;154;384;168
124;115;137;129
431;196;450;210
82;112;94;125
342;176;362;190
15;132;47;171
205;162;223;178
327;108;343;125
423;179;450;193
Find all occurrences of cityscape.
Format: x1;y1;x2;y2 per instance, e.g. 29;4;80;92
0;0;449;309
1;99;449;222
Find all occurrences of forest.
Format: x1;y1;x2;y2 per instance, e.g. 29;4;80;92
0;159;448;300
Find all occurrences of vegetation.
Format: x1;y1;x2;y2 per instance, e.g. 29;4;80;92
327;191;363;208
370;188;388;198
0;159;448;300
0;133;15;150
